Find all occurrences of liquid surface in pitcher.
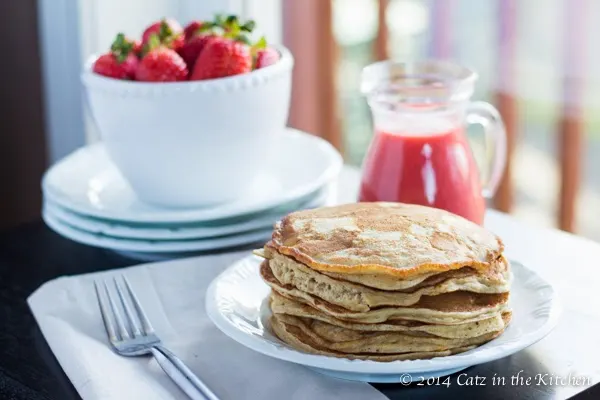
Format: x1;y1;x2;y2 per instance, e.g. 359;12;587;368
358;126;485;224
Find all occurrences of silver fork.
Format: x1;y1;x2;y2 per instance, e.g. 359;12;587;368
94;275;219;400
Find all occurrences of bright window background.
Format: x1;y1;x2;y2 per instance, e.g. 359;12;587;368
334;0;600;241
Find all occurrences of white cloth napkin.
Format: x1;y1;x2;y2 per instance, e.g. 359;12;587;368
27;251;386;400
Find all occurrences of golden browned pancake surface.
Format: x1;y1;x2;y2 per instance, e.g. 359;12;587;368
266;251;511;312
258;202;511;362
323;254;510;291
270;291;512;339
261;262;510;324
267;202;503;278
272;313;505;354
270;315;479;361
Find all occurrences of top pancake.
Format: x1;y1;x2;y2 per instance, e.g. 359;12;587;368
267;202;503;278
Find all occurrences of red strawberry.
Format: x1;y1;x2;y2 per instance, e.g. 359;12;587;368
190;37;252;80
255;47;280;69
184;20;203;40
92;33;139;79
93;53;138;79
135;46;188;82
142;18;184;51
178;34;217;71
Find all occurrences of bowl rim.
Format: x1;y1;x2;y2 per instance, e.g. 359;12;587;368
81;44;293;91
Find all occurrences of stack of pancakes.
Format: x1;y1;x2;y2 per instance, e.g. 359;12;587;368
257;202;511;361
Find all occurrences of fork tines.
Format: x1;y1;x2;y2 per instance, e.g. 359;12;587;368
94;275;155;343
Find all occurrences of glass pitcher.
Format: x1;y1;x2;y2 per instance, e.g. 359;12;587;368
358;60;506;224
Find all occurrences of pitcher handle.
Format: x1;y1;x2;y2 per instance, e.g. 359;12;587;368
466;101;507;199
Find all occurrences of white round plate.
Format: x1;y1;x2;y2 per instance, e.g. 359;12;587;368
43;211;272;253
42;184;336;241
42;128;342;223
206;255;561;383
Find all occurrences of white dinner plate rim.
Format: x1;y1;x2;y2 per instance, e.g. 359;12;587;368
42;186;333;241
205;255;561;375
43;211;272;253
42;128;342;224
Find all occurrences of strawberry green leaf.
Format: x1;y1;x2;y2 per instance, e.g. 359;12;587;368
110;33;134;63
225;15;238;26
224;17;241;37
241;20;256;32
159;20;174;40
250;36;267;61
147;33;161;51
234;34;252;45
111;33;126;49
197;22;214;33
115;52;127;64
253;36;267;50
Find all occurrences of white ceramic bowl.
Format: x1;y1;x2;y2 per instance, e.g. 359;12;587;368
82;46;293;208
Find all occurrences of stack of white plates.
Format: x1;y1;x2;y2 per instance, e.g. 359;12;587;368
42;128;343;260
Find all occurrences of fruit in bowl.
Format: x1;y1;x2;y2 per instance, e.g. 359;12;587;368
92;34;140;79
92;15;281;83
82;15;293;208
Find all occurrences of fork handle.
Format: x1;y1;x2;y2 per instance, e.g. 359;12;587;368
151;346;220;400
